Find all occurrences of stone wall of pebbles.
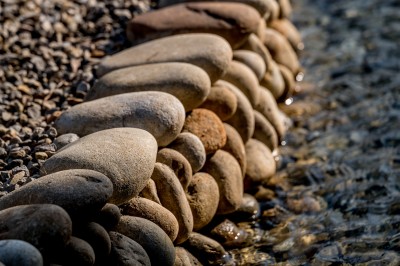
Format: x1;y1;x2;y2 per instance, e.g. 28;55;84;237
0;0;304;265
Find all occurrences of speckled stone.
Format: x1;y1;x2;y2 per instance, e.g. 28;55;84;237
270;18;303;53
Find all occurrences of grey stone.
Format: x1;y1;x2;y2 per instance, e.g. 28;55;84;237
108;232;151;266
86;63;210;112
53;133;79;150
97;34;232;83
61;237;95;266
42;128;158;205
55;91;185;147
0;240;43;266
245;138;276;183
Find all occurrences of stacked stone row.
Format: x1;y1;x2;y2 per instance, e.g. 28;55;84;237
0;0;303;265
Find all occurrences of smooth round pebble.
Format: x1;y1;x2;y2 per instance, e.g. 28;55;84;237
245;138;276;183
121;197;179;242
55;91;185;147
42;128;158;205
210;219;248;248
278;63;296;101
53;133;79;150
139;179;161;204
116;216;175;266
222;123;247;177
0;240;43;266
186;172;220;230
168;132;206;173
253;110;279;151
270;18;303;53
183;109;227;155
60;237;95;266
108;232;151;266
260;59;285;99
94;203;122;231
239;33;272;71
233;50;266;81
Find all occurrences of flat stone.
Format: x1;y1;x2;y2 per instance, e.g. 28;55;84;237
260;60;285;99
168;132;206;173
53;133;79;150
157;148;193;191
220;80;255;143
127;2;261;49
55;91;185;147
245;138;276;183
270;18;303;53
116;216;175;266
233;50;266;81
151;163;193;244
253;110;279;151
255;88;286;140
202;150;243;215
198;82;238;121
97;33;232;83
108;232;151;266
42;128;157;205
222;123;247;177
0;240;43;266
0;204;72;257
86;63;211;112
121;197;179;242
158;0;274;17
187;172;220;230
183;109;227;155
221;60;260;107
262;28;300;74
0;169;113;221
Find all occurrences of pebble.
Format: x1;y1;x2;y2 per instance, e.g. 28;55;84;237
0;204;72;258
54;91;185;147
276;0;292;18
174;247;193;266
269;19;303;53
94;203;122;232
221;61;261;107
139;179;161;204
186;172;220;230
277;63;296;101
221;80;255;143
151;163;193;244
86;63;211;112
116;216;176;266
231;193;260;220
239;33;273;71
210;219;248;248
157;148;193;191
0;169;113;221
168;132;206;174
245;138;276;183
183;109;227;155
60;236;95;266
0;239;43;266
121;197;179;242
233;50;267;81
108;231;151;266
262;28;300;74
198;82;238;122
253;109;279;151
260;59;286;99
97;33;232;83
127;2;261;49
202;150;243;215
53;133;80;150
255;88;286;140
263;0;280;22
222;123;247;177
42;128;158;205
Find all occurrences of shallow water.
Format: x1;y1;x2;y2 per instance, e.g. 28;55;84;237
227;0;400;264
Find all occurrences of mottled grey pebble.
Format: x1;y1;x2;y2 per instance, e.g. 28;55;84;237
108;232;151;266
0;240;43;266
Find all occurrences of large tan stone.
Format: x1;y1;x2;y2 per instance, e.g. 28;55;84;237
97;33;232;83
245;138;276;183
42;128;158;205
127;2;261;49
86;63;210;111
55;91;185;147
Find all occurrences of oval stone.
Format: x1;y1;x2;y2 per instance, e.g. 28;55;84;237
94;203;122;231
0;204;72;257
221;60;260;107
183;109;227;155
276;0;292;18
187;172;220;231
60;237;95;266
222;123;247;177
86;63;210;112
220;80;255;143
260;59;285;99
42;128;158;205
0;240;43;266
202;150;243;215
168;132;206;173
108;231;151;266
97;33;232;83
239;33;272;71
139;179;161;204
121;197;179;242
253;110;279;151
245;138;276;183
151;163;193;244
278;63;296;101
270;18;303;53
116;216;175;266
233;50;266;81
264;0;279;21
0;169;113;221
198;82;237;122
55;91;185;147
127;2;261;49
